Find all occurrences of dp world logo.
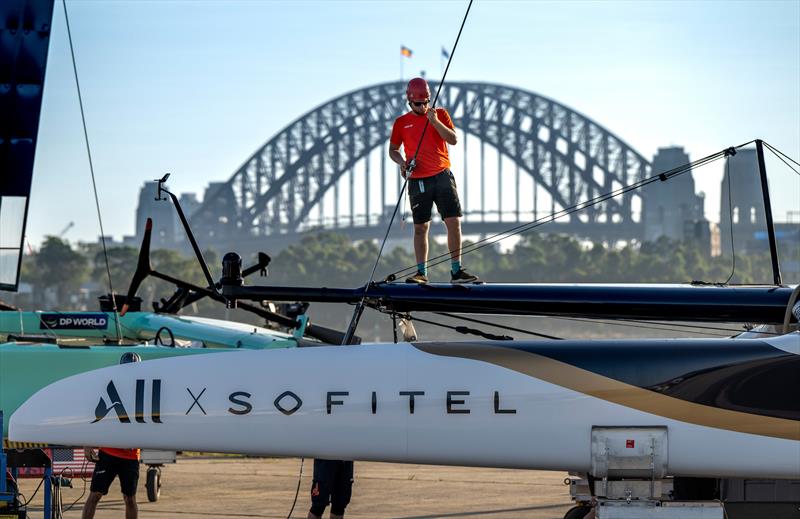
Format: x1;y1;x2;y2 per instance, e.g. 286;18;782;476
40;313;108;330
93;380;163;424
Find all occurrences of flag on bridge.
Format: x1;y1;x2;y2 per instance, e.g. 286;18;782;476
401;45;413;58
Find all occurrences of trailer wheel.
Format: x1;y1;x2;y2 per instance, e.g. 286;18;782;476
563;505;591;519
145;466;162;502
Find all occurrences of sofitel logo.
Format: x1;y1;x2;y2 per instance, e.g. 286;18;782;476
93;379;517;423
93;380;162;424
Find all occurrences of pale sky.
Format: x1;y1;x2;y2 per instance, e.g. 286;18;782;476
28;0;800;246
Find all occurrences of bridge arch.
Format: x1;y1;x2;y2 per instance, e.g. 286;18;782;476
190;81;650;239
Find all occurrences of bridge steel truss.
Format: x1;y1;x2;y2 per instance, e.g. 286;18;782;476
191;81;651;243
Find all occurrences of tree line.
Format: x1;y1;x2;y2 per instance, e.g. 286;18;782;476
7;231;792;316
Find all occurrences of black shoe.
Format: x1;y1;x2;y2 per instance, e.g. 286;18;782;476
406;271;428;284
451;268;479;284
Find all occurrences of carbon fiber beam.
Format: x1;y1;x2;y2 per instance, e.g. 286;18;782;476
221;283;796;324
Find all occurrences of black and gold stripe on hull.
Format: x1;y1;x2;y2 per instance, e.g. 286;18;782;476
414;341;800;441
3;439;49;449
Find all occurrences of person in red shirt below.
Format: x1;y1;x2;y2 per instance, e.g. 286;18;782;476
389;77;479;284
82;352;142;519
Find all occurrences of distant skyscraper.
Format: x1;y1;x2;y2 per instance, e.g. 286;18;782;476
135;181;176;248
193;182;238;240
719;149;768;256
174;193;201;238
642;147;706;246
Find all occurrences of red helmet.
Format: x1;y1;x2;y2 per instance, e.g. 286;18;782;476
406;78;430;102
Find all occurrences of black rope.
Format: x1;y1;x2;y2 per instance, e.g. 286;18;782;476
285;457;304;519
433;311;562;340
763;140;800;168
365;0;473;283
763;141;800;176
389;144;742;279
552;316;739;338
385;141;755;280
616;318;759;335
61;458;90;514
410;314;513;341
414;312;733;339
405;0;474;176
62;0;122;342
20;476;45;506
341;0;474;344
391;154;721;279
373;293;763;339
376;296;754;337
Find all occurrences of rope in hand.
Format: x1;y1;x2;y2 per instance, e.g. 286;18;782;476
340;0;475;345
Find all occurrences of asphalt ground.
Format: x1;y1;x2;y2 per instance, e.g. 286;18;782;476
17;456;575;518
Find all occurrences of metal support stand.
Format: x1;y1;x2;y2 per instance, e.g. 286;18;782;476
0;411;13;512
43;467;51;519
1;409;55;519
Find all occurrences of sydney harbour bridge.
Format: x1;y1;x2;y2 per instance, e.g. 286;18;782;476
179;81;652;255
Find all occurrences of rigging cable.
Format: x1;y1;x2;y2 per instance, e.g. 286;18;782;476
384;141;755;281
62;0;123;342
762;141;800;176
387;144;743;279
613;317;763;336
379;297;751;338
341;0;475;344
552;316;740;338
412;311;732;339
763;140;800;167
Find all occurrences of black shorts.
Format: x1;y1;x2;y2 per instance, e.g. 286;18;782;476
90;451;140;496
310;459;354;516
408;169;463;224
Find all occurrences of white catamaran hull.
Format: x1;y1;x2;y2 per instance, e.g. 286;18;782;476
9;338;800;479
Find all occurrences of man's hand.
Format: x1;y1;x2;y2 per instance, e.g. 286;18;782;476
404;159;416;179
426;107;439;125
84;447;99;462
426;107;457;145
389;144;409;178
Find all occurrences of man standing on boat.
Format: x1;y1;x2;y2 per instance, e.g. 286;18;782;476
389;77;478;284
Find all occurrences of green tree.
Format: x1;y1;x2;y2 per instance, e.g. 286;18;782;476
34;236;88;306
90;246;139;294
